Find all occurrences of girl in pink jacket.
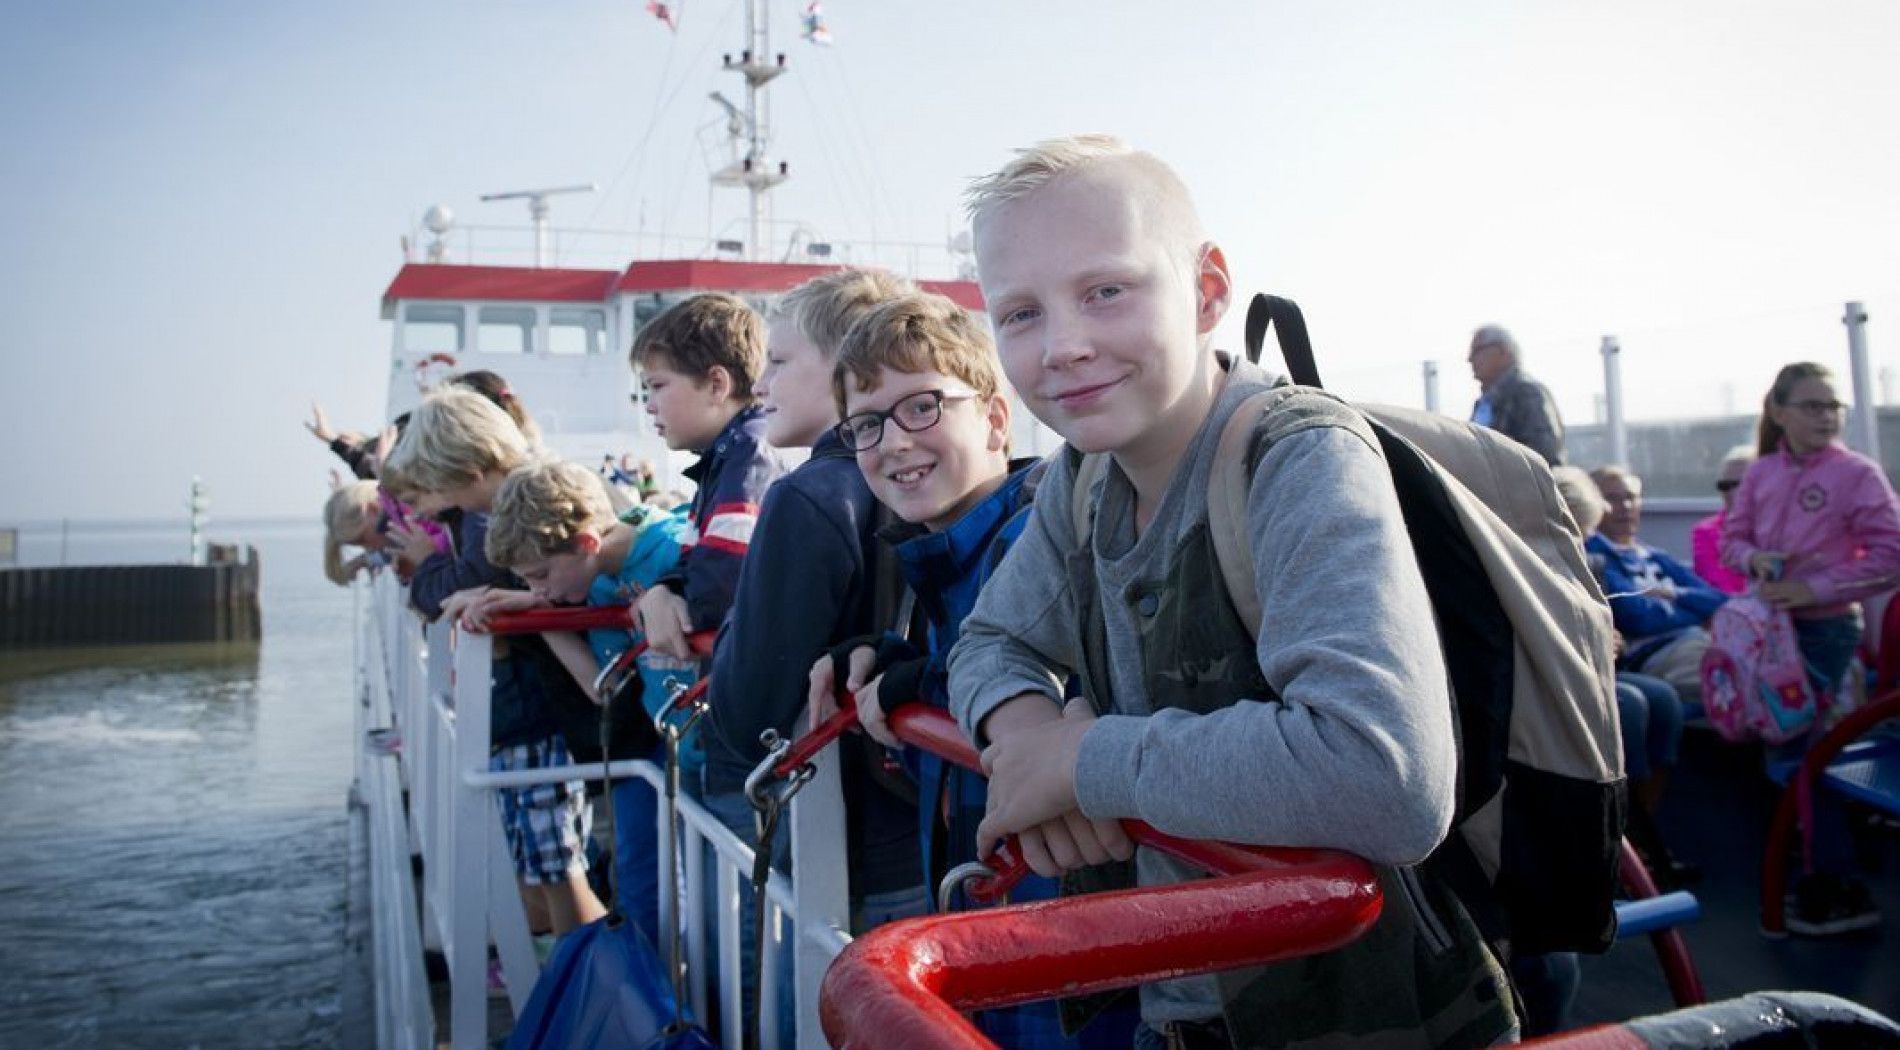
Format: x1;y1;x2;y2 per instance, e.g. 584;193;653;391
1722;360;1900;937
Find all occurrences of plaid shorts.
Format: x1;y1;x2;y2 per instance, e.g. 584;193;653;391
491;735;592;886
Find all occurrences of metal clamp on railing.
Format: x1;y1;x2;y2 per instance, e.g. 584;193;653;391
744;690;863;815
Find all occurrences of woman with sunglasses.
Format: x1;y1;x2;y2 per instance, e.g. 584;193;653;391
1692;445;1757;594
1722;360;1900;937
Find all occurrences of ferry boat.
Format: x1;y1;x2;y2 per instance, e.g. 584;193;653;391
345;5;1900;1048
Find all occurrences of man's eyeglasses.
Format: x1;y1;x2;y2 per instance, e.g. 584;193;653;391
836;389;978;452
1787;398;1848;417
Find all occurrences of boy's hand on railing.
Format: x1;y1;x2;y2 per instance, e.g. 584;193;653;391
456;589;549;632
636;586;695;660
1007;812;1135;878
977;697;1131;876
807;646;877;730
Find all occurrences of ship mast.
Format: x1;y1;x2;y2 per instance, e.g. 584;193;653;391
711;0;788;261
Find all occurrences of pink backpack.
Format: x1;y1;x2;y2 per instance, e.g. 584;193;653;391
1699;596;1818;744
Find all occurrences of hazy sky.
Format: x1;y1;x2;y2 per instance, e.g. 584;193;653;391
2;1;1897;520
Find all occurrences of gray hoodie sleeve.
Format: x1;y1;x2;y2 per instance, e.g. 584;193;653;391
1074;426;1455;866
947;457;1081;744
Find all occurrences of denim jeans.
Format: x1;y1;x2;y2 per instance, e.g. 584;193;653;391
1614;672;1684;781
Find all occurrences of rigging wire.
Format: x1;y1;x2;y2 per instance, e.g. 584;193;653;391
789;58;877;254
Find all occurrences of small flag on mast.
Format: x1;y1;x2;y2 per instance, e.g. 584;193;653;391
646;0;678;32
800;1;832;46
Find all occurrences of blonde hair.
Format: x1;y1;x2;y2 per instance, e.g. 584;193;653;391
963;134;1205;262
1588;464;1642;496
831;291;1002;415
1550;466;1605;534
965;134;1134;219
770;269;917;356
384;388;531;495
322;481;381;586
485;460;617;569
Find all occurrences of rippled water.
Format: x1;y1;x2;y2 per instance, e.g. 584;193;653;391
0;525;354;1049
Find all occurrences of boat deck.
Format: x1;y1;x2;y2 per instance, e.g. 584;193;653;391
1574;726;1899;1028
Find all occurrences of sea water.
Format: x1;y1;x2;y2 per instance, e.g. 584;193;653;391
0;521;352;1049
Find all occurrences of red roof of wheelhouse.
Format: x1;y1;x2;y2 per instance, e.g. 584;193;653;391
382;260;984;313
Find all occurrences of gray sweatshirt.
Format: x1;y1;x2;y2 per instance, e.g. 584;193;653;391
948;357;1457;1021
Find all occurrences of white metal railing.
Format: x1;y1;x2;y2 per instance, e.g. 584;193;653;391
356;573;851;1050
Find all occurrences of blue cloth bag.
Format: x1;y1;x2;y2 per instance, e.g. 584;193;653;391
504;890;714;1050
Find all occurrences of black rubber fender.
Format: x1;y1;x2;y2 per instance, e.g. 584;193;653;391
1622;991;1900;1049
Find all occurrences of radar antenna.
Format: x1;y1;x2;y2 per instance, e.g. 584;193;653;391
479;183;597;268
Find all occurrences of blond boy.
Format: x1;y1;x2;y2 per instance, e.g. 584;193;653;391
946;136;1514;1048
483;459;700;946
386;389;607;937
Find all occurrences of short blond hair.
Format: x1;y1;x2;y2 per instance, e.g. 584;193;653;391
831;291;1002;414
964;134;1205;259
485;460;617;569
385;388;531;495
1550;466;1604;533
322;481;381;586
770;268;917;356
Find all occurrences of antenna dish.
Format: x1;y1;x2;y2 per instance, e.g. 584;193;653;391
423;205;455;235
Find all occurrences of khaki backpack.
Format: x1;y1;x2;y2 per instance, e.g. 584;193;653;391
1069;297;1626;956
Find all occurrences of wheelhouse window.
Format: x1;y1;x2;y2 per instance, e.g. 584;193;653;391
549;308;606;356
402;304;464;354
478;306;537;354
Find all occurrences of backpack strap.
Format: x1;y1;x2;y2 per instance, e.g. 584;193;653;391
1206;390;1278;638
1244;293;1320;387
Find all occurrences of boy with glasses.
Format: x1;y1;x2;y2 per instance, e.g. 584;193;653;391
812;290;1136;1049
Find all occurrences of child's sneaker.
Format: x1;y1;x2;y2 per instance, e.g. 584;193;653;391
1785;873;1881;936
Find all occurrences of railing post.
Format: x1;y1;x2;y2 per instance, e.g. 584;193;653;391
1422;360;1440;414
450;628;493;1050
1845;301;1879;463
789;742;851;1049
1601;335;1628;465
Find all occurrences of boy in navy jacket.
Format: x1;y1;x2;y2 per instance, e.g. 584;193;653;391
630;293;787;660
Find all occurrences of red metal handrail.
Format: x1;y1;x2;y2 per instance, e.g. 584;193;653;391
1616;838;1705;1007
485;604;636;634
888;703;1360;880
817;700;1385;1049
820;854;1382;1049
1760;690;1900;934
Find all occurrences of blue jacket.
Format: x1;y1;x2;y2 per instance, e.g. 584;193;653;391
1586;532;1727;666
588;509;703;771
703;432;920;896
658;405;787;635
886;460;1042;890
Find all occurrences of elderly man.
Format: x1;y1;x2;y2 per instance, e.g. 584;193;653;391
1586;465;1727;699
1468;324;1566;465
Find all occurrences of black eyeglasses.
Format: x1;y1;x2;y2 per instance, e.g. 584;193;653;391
1715;479;1741;493
836;389;978;451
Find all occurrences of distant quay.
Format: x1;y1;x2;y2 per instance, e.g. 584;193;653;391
0;543;261;648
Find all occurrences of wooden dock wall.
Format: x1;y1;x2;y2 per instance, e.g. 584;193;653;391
0;548;261;648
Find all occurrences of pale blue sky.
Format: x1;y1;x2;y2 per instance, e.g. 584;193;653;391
3;1;1897;519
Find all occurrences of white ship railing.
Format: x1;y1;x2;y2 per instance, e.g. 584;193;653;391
357;572;850;1050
